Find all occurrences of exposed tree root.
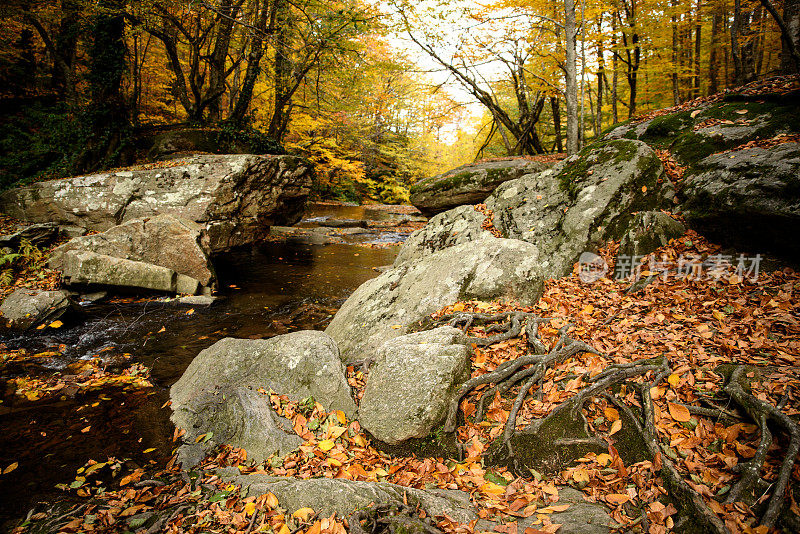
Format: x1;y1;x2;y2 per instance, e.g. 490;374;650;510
434;311;800;533
347;502;444;534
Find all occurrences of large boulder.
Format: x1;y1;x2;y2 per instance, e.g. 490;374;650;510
359;327;471;444
0;154;313;253
603;99;800;166
0;223;59;248
681;142;800;260
396;140;675;278
171;331;356;450
325;237;543;364
410;158;556;217
48;215;215;293
174;386;303;467
617;210;686;260
0;289;79;330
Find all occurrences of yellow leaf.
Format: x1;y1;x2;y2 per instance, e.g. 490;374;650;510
186;308;195;315
335;410;346;425
36;324;46;330
245;502;257;516
307;521;322;534
667;373;680;388
143;448;156;454
608;419;622;435
391;325;402;329
641;186;647;193
581;304;594;315
606;493;630;505
604;407;619;422
293;507;315;521
596;453;612;466
539;504;570;513
48;320;63;328
453;303;465;312
668;402;691;422
480;482;506;496
541;484;559;496
572;468;589;484
712;310;726;321
265;492;279;509
328;426;347;440
276;524;290;534
317;440;335;452
353;434;367;447
3;462;18;474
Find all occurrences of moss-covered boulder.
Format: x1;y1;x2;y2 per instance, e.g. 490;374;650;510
604;100;800;167
681;142;800;260
409;158;555;217
397;139;674;278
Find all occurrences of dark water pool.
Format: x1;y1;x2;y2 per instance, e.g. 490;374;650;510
0;204;405;526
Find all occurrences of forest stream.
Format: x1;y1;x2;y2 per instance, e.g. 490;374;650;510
0;202;414;526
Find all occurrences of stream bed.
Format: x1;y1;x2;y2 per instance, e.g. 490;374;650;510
0;202;417;526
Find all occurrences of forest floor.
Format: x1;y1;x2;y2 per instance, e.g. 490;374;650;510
4;230;798;534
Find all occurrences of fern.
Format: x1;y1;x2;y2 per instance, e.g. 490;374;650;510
0;269;13;286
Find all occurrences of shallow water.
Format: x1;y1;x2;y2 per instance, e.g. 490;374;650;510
0;203;406;524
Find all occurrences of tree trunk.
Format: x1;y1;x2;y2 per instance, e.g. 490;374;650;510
694;0;702;98
780;0;800;73
268;0;292;140
596;24;604;136
551;96;563;152
671;0;680;104
564;0;579;154
710;4;722;94
611;11;619;123
230;0;272;127
207;0;240;123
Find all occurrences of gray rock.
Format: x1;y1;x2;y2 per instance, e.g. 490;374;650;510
410;158;555;216
233;475;478;523
0;289;77;330
49;215;215;292
617;211;686;260
54;250;202;294
59;225;88;240
175;386;303;467
171;332;356;429
177;295;217;306
359;327;471;444
0;223;59;248
326;237;543;364
228;476;611;533
0;154;313;253
397;140;674;278
681;143;800;259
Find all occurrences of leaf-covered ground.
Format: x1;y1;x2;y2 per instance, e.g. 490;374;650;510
6;230;798;534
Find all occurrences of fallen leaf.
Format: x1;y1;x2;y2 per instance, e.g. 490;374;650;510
668;402;691;422
3;462;18;474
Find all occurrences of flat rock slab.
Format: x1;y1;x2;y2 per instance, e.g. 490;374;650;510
49;214;214;292
222;474;612;533
0;154;313;253
410;158;556;217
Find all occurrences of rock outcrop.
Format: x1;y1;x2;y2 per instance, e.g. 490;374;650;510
0;288;79;330
171;331;356;464
410;158;556;216
681;143;800;259
49;215;215;293
359;327;471;444
617;211;686;260
0;154;313;253
325;237;544;364
397;139;675;278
